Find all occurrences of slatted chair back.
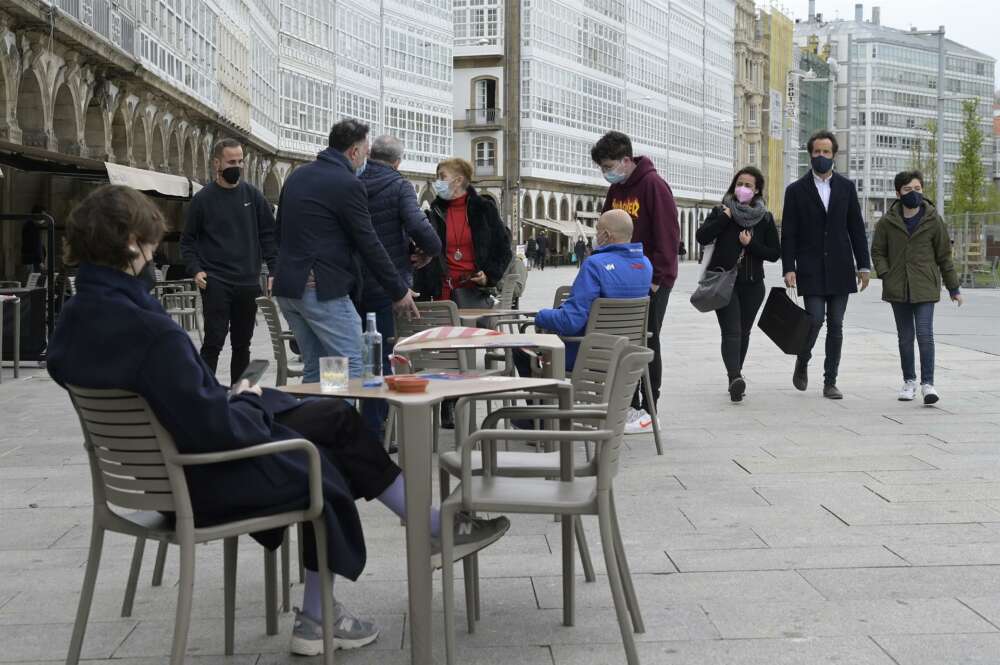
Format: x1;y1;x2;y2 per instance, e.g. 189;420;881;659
553;285;572;308
597;346;652;490
256;296;298;385
583;297;650;348
394;300;470;371
571;333;630;407
25;273;41;290
68;385;190;517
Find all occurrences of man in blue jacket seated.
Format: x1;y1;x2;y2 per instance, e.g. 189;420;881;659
518;209;652;377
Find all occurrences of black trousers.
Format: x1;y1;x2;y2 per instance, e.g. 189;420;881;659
200;280;260;386
276;398;401;571
632;285;671;411
714;280;765;380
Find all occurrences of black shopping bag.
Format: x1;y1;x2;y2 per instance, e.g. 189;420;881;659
757;287;820;356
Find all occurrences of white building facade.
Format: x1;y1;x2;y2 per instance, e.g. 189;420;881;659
453;0;735;260
794;8;995;221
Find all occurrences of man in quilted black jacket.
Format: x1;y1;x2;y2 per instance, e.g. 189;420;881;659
359;135;442;441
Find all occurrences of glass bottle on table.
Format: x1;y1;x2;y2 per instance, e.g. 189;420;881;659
362;312;383;386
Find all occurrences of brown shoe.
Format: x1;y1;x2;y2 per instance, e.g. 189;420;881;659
823;384;843;399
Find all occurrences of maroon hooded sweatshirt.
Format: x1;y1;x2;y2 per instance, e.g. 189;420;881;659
601;156;680;289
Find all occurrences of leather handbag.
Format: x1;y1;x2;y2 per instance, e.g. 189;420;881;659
690;249;741;313
451;286;494;309
757;286;821;355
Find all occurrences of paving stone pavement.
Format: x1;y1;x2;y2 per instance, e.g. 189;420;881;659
2;262;1000;665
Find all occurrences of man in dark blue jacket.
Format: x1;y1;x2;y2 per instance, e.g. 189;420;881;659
781;130;871;399
525;209;652;371
273;120;420;383
358;135;441;441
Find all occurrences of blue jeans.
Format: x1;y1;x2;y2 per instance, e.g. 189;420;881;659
357;301;395;440
891;302;935;385
276;290;363;383
801;294;849;386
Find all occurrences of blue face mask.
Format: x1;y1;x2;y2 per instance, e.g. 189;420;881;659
355;158;367;177
602;162;627;185
433;179;453;200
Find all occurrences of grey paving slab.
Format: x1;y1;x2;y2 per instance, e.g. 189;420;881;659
799;565;1000;600
667;545;905;572
0;620;136;662
821;499;1000;525
733;455;936;474
888;542;1000;566
871;633;1000;665
867;482;1000;502
552;636;897;665
956;595;1000;627
702;597;995;639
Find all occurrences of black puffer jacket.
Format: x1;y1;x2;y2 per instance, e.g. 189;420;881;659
413;186;512;300
360;161;442;307
696;205;781;283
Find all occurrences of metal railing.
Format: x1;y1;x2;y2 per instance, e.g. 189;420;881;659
947;211;1000;288
466;108;502;125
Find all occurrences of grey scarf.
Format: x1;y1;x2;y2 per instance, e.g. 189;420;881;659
722;194;767;229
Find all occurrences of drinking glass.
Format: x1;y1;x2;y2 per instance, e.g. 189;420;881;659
319;356;349;393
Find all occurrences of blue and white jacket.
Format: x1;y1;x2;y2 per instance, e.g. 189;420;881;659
535;242;652;369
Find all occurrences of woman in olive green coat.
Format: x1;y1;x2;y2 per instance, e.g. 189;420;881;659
871;170;963;405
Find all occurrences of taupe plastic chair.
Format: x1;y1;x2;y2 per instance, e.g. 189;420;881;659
553;285;572;308
25;272;42;289
257;296;304;386
65;385;337;665
445;333;632;593
439;346;652;665
163;290;203;342
564;297;663;455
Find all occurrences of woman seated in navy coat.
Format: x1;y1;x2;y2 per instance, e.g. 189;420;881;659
46;185;508;656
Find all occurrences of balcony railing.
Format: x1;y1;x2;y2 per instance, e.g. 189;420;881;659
474;160;497;177
466;108;502;125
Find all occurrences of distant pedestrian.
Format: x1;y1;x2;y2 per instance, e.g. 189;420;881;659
180;138;277;385
535;234;548;270
574;237;587;269
781;130;871;400
358;135;442;441
695;166;780;402
526;236;538;270
21;204;47;275
871;170;962;405
592;130;679;434
273;119;420;383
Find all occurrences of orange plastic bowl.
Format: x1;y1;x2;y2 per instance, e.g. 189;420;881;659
393;377;429;393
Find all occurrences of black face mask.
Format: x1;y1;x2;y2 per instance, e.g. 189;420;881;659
131;249;157;292
901;191;923;209
221;166;241;185
811;155;834;174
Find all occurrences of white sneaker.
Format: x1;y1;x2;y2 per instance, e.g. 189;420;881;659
897;380;917;401
921;384;939;405
624;408;654;435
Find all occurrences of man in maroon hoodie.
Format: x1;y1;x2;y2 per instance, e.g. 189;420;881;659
592;131;679;435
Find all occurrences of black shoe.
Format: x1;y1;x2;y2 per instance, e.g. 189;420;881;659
823;384;843;399
440;400;455;430
793;359;808;391
728;376;746;402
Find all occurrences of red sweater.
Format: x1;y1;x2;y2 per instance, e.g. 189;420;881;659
601;156;680;289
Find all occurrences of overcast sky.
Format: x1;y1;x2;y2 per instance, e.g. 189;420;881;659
784;1;1000;86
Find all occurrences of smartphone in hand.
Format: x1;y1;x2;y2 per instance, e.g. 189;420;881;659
237;359;269;387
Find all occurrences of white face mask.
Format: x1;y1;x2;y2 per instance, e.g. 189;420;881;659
433;179;453;200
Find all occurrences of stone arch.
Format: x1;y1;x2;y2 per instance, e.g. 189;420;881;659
547;195;557;220
0;19;21;142
109;104;127;163
521;193;532;219
586;200;595;213
263;168;281;203
16;66;47;148
535;194;545;218
166;127;181;175
131;111;148;168
150;122;166;171
51;81;79;153
559;197;569;221
83;93;107;159
419;183;436;207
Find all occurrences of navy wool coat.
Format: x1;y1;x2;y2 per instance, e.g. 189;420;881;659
780;171;872;296
47;263;367;580
359;160;442;308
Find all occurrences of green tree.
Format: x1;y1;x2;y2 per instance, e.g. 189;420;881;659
949;99;988;215
909;119;937;204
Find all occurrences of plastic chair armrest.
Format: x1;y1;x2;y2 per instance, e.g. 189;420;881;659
480;406;607;428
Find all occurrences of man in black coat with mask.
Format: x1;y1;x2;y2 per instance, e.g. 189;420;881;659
781;130;871;399
181;138;278;385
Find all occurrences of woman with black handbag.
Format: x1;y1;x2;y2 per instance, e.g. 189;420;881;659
413;157;512;310
412;157;512;427
696;166;780;402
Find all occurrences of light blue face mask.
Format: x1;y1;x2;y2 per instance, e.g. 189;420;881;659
355;158;367;177
602;162;627;185
433;179;453;199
